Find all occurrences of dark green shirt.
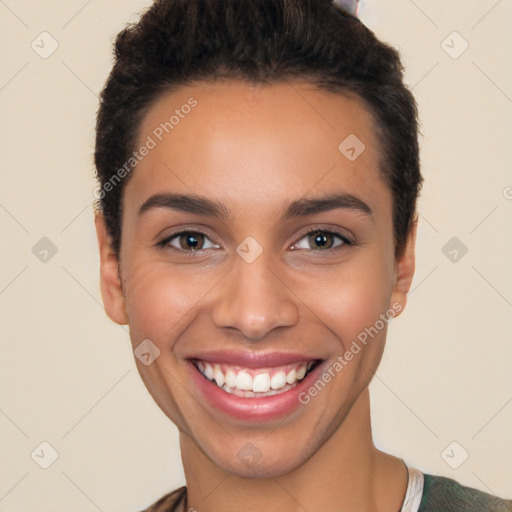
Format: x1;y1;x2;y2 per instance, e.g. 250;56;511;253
140;474;512;511
418;474;512;512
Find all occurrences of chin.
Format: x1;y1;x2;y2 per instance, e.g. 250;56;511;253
194;426;325;479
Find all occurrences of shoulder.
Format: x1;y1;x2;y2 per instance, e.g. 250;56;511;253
138;486;187;512
419;474;512;512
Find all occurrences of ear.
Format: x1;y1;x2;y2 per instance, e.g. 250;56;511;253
95;213;129;325
390;215;418;316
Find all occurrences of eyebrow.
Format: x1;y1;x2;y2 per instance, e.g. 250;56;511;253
137;192;373;222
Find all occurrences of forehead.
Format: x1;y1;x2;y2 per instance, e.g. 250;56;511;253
126;80;390;221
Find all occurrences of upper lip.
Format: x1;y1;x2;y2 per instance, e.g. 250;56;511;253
188;350;322;368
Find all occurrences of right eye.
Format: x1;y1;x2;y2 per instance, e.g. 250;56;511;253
157;230;221;253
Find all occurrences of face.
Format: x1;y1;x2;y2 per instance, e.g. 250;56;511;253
96;80;416;477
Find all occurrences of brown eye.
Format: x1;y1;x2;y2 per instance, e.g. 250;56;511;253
178;232;205;251
292;229;351;252
158;231;220;252
308;232;336;250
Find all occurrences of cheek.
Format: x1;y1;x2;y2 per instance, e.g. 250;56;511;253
122;258;194;344
296;257;394;347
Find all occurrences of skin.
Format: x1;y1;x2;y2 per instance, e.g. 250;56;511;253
96;80;417;512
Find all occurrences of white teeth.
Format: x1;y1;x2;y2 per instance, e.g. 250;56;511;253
204;362;214;380
286;369;297;384
270;371;287;390
236;371;253;391
213;364;225;388
196;360;316;396
252;373;271;393
225;369;237;388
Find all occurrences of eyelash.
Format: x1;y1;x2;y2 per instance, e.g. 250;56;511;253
156;226;354;256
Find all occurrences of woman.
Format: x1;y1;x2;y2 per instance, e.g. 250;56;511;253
94;1;512;510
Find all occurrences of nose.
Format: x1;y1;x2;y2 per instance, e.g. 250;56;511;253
211;254;299;341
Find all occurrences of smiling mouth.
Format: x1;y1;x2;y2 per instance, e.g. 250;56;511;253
192;359;322;398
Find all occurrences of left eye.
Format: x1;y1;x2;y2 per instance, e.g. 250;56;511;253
293;230;350;251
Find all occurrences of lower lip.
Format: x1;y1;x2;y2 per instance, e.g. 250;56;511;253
187;360;325;423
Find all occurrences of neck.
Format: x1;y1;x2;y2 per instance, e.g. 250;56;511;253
180;389;407;512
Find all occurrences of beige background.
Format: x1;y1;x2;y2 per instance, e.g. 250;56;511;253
1;1;511;510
